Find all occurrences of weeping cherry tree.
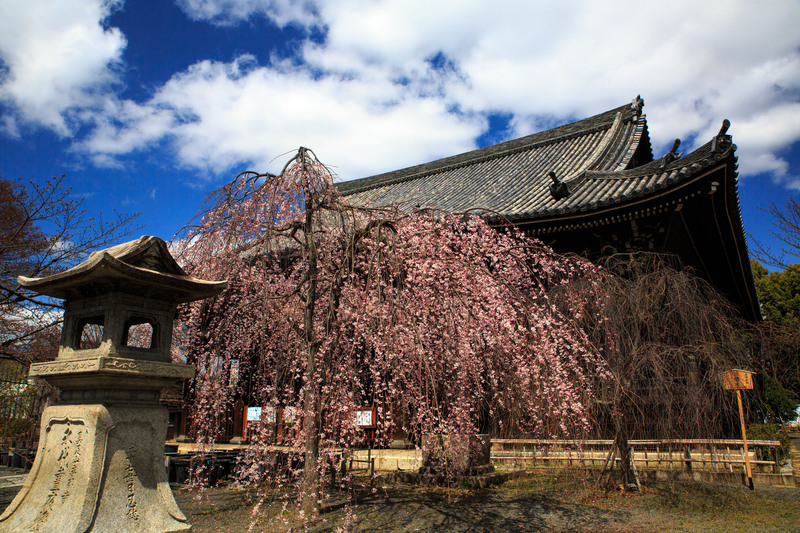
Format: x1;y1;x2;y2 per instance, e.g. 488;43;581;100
177;148;610;517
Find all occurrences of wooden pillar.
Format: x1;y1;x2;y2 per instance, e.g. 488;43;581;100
231;399;245;444
736;389;754;489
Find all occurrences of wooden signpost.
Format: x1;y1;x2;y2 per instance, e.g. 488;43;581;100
722;369;755;490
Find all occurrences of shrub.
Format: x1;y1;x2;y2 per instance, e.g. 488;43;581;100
747;423;791;464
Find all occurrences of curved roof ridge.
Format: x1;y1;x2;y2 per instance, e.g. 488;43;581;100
581;139;723;180
558;112;623;186
339;100;643;196
18;235;227;302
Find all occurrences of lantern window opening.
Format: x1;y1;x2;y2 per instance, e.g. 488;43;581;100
122;316;158;350
76;315;105;350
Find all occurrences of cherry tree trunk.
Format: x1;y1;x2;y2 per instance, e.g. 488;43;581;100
301;192;322;515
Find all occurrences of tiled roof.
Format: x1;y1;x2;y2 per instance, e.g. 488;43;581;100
337;101;757;320
338;97;654;219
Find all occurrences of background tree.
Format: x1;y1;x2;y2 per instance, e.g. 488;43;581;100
748;197;800;418
750;259;800;416
0;175;140;367
178;148;610;517
752;260;800;324
754;321;800;407
580;254;749;487
752;197;800;269
761;374;798;423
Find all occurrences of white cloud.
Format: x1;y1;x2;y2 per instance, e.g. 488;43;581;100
3;0;800;184
728;103;800;187
78;97;176;163
314;1;800;152
0;0;126;135
175;0;319;27
82;55;483;178
0;114;20;138
154;0;800;181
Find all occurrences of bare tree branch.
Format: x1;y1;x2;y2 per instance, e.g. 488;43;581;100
0;175;141;367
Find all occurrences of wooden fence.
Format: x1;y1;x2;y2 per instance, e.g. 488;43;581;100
0;365;42;449
491;438;783;474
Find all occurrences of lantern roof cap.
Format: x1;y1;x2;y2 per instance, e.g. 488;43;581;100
18;235;226;303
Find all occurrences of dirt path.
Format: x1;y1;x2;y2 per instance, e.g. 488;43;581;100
175;485;627;532
3;466;796;531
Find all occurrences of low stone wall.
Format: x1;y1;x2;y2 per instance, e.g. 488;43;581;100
491;438;785;475
350;449;422;472
160;437;799;488
0;469;27;512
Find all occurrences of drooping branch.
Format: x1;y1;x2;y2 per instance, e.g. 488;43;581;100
582;253;750;487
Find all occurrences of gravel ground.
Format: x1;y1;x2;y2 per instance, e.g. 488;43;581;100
175;472;800;532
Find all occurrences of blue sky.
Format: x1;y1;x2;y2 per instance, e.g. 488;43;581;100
1;0;799;265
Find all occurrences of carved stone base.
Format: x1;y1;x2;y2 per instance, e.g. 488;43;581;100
0;404;190;532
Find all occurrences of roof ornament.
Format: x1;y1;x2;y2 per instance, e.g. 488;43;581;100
549;171;571;200
631;95;644;113
712;119;733;153
661;138;683;168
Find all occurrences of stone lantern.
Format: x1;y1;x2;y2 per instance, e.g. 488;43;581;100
0;236;226;532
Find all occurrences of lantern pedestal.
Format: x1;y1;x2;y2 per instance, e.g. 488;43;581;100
1;360;197;533
2;404;187;532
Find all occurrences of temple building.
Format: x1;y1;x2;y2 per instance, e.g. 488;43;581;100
183;96;761;445
337;96;760;321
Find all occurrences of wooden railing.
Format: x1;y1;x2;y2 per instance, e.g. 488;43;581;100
491;438;783;474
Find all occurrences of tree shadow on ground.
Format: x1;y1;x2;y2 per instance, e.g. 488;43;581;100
312;486;627;532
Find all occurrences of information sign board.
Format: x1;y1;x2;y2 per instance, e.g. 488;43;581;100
247;406;262;421
722;369;754;390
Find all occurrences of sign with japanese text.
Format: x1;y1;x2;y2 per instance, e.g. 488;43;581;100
354;407;376;428
722;369;754;390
